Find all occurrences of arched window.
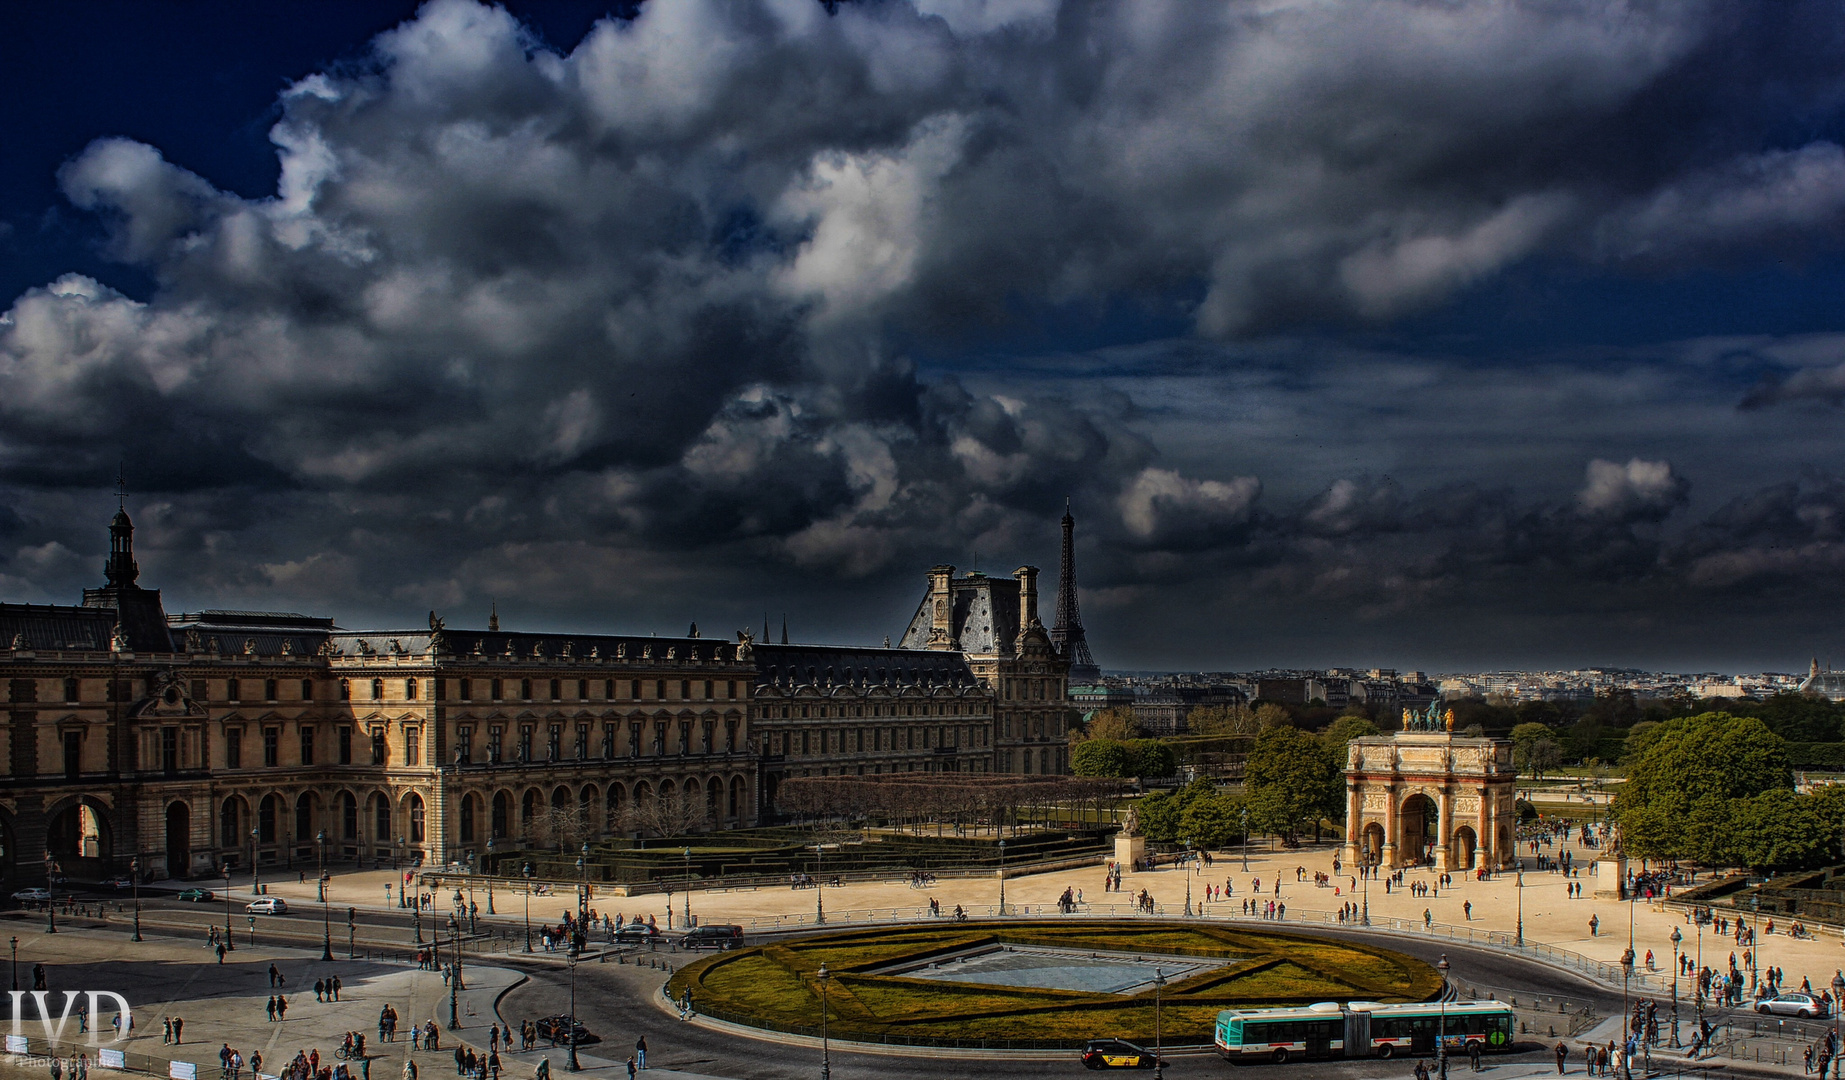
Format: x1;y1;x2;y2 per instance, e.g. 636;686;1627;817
341;792;358;840
258;795;278;843
459;793;477;844
294;794;314;841
221;797;242;849
373;794;391;842
491;791;510;839
407;794;426;843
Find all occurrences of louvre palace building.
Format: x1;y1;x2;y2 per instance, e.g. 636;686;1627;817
0;506;1075;885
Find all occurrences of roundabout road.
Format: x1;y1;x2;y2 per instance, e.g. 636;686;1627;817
497;922;1630;1079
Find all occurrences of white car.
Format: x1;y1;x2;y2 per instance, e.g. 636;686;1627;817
246;897;289;915
11;889;51;902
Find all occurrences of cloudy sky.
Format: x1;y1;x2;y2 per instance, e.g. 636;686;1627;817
5;0;1845;673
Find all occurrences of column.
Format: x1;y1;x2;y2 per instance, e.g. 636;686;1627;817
1342;782;1361;867
1475;785;1490;870
1380;784;1398;868
1434;787;1453;871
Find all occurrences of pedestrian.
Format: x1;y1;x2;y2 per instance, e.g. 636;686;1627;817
488;1053;500;1080
217;943;227;964
1468;1039;1481;1072
634;1036;646;1070
1556;1040;1568;1074
625;1058;636;1080
315;979;326;1003
402;1059;417;1080
173;1017;184;1044
1463;901;1472;921
1590;914;1599;937
51;1053;62;1080
533;1061;549;1080
276;996;287;1022
269;965;280;988
410;1026;421;1052
163;1017;172;1044
453;1047;465;1077
333;976;343;1001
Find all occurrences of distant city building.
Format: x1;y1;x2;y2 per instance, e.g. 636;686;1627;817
1801;659;1845;702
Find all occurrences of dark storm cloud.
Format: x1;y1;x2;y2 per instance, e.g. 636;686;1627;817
4;0;1845;666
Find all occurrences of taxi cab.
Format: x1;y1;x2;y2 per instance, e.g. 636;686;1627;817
1081;1039;1166;1070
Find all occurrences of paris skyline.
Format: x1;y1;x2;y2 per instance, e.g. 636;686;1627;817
5;1;1845;673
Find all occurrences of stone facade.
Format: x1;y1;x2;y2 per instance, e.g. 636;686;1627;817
1341;730;1518;871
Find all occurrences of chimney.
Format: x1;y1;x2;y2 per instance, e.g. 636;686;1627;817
926;565;956;650
1014;565;1040;637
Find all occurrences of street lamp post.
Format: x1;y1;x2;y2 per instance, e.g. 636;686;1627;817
997;840;1006;917
565;950;581;1072
221;863;234;950
447;909;461;1031
250;829;261;895
1669;926;1682;1047
1621;943;1635;1064
817;962;832;1080
130;856;142;942
1153;968;1166;1080
683;847;692;929
1437;955;1451;1077
522;863;534;952
1183;844;1193;917
577;844;590;955
318;830;333;962
814;844;826;925
397;838;408;906
466;854;477;934
485;839;496;915
1831;972;1844;1080
42;857;55;934
414;882;424;944
1515;865;1524;948
1240;806;1249;872
9;936;16;991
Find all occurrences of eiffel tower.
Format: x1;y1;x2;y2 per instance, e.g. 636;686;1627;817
1050;499;1101;682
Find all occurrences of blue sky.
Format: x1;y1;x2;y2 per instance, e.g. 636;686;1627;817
5;0;1845;673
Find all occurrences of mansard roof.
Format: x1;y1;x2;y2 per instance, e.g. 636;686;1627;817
750;643;978;690
0;603;117;651
896;571;1020;656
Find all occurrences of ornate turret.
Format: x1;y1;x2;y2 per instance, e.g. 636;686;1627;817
105;507;138;586
83;500;173;652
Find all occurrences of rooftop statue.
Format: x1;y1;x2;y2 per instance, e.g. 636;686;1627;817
1400;701;1456;732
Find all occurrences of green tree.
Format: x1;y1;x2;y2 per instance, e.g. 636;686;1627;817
1072;739;1131;778
1137;790;1181;843
1509;722;1559;779
1079;708;1144;743
1244;725;1341;845
1254;703;1293;730
1320;714;1380;766
1187;703;1257;736
1179;790;1246;850
1125;739;1178;778
1616;712;1792;862
1622;720;1663;763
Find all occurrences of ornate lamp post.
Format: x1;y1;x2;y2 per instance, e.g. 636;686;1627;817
318;830;334;961
1153;968;1167;1080
130;856;142;942
485;839;495;915
682;847;691;929
577;843;590;955
817;962;831;1080
1620;943;1635;1058
565;948;581;1071
1437;955;1451;1075
814;843;826;925
1831;972;1844;1080
465;853;477;934
522;862;534;953
9;936;17;991
1515;865;1524;948
397;838;408;906
1669;926;1682;1047
1183;843;1194;917
1240;806;1249;872
221;862;234;950
997;840;1006;916
447;907;462;1030
414;879;424;945
250;829;261;895
42;856;55;934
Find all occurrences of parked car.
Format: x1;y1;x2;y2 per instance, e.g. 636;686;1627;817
98;876;135;891
246;897;289;915
533;1015;597;1046
1082;1040;1166;1070
677;924;743;950
176;888;215;902
612;922;659;944
10;889;51;903
1756;992;1829;1019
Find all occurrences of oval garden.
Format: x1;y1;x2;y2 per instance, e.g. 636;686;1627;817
665;921;1443;1048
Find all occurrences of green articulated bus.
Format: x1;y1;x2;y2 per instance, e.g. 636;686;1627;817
1214;1000;1516;1064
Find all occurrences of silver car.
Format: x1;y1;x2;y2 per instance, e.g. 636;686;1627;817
1756;992;1829;1018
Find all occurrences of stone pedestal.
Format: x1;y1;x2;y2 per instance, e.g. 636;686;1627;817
1593;857;1627;900
1115;834;1146;872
